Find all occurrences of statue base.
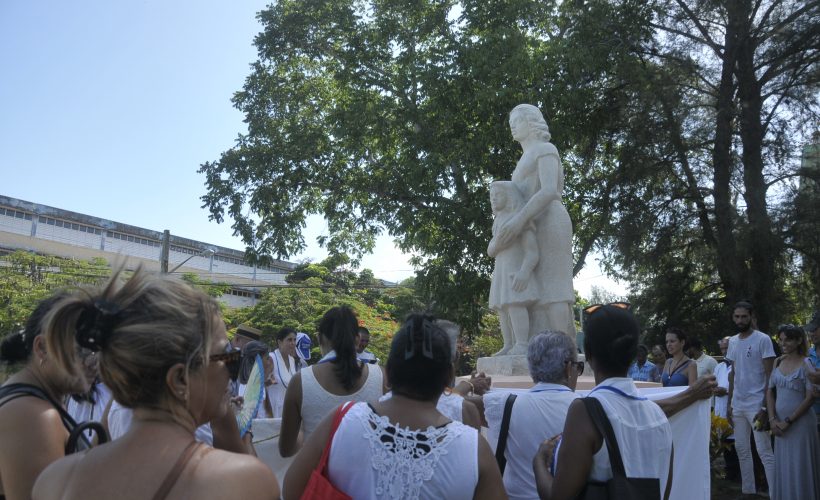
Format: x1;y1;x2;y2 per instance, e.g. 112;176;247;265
476;353;589;378
476;355;530;376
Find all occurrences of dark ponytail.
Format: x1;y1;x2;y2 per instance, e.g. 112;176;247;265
318;306;361;391
1;293;68;365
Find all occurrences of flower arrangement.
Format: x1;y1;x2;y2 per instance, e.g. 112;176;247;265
709;412;733;476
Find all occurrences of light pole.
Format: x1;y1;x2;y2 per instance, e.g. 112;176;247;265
168;248;215;274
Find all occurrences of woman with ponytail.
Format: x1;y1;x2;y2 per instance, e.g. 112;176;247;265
30;268;279;500
282;313;506;499
279;306;386;457
0;293;89;500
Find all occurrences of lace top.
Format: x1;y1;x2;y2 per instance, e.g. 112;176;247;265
328;402;478;500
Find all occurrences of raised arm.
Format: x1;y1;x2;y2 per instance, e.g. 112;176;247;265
279;372;304;458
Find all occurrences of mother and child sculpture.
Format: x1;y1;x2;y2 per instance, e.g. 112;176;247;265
488;104;576;357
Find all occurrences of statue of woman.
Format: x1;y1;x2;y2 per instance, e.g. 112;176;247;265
492;104;575;351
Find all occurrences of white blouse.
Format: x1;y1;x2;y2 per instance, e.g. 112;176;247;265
328;402;478;500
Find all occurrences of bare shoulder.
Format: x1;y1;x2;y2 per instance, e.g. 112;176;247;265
0;396;66;447
32;453;83;499
194;449;279;498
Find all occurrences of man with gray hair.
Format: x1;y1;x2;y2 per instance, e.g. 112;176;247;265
487;330;582;500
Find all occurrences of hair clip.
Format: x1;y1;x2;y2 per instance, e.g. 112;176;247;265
75;300;122;352
404;317;435;360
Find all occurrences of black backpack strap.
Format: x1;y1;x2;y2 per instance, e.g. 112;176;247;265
494;393;517;475
0;383;93;452
582;397;627;478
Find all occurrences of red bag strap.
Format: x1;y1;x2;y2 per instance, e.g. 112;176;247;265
317;401;356;476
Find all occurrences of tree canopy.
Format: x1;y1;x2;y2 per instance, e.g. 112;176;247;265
200;0;820;338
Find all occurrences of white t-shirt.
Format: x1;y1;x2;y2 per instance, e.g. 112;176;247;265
328;402;478;500
487;383;579;500
725;330;775;412
694;353;718;378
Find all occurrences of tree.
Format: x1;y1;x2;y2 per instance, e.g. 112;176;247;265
201;0;819;337
0;251;111;339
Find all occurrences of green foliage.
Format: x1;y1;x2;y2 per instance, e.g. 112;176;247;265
0;251;111;338
201;0;819;340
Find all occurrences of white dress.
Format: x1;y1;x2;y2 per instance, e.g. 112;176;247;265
586;378;673;498
300;362;383;437
328;402;478;500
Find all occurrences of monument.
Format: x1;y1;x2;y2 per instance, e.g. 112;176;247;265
477;104;577;376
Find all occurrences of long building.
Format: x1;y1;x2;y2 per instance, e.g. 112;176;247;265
0;194;297;307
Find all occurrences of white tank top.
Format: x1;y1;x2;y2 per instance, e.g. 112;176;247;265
300;363;383;437
328;402;478;500
378;390;465;422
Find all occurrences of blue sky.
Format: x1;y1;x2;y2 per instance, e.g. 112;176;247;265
0;1;623;294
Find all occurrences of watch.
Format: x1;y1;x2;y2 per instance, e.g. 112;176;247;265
784;416;792;425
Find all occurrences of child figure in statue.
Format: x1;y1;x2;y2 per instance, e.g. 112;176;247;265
488;181;540;356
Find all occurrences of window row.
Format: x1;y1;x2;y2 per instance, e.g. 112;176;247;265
107;231;160;247
39;216;102;235
0;207;33;221
229;289;259;298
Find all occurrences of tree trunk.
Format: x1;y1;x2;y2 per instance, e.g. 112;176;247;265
733;0;778;333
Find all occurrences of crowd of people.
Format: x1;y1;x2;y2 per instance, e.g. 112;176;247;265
0;268;817;499
625;303;820;499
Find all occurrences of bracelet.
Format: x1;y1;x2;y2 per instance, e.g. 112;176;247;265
465;380;475;394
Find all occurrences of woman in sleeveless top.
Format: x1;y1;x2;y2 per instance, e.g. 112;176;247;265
534;304;674;500
31;268;279;500
283;313;506;500
661;327;696;387
0;294;89;500
279;306;386;456
766;325;819;500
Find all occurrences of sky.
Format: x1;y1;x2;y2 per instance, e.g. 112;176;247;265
0;0;626;297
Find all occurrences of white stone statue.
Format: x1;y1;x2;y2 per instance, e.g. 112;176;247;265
488;181;541;355
489;104;576;355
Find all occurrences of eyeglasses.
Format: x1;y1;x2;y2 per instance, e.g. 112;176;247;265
209;345;241;381
566;359;584;373
583;302;631;316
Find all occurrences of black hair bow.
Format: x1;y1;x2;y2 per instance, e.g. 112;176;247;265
75;300;122;351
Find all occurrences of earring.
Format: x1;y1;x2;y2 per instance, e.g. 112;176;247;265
40;356;46;367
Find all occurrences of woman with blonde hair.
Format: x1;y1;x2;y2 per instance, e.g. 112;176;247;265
32;269;279;500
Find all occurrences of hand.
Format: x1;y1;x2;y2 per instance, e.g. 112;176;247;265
533;435;561;473
512;271;530;292
773;420;789;435
470;371;492;395
230;396;244;411
688;375;717;400
714;387;728;397
496;217;523;247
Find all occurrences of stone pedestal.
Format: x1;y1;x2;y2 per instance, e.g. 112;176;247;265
476;353;589;378
476;355;529;376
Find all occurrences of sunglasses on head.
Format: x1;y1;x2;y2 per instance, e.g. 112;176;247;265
209;345;241;381
583;301;631;316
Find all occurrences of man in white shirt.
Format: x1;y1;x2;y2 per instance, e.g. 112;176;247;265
687;337;718;377
725;301;775;496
